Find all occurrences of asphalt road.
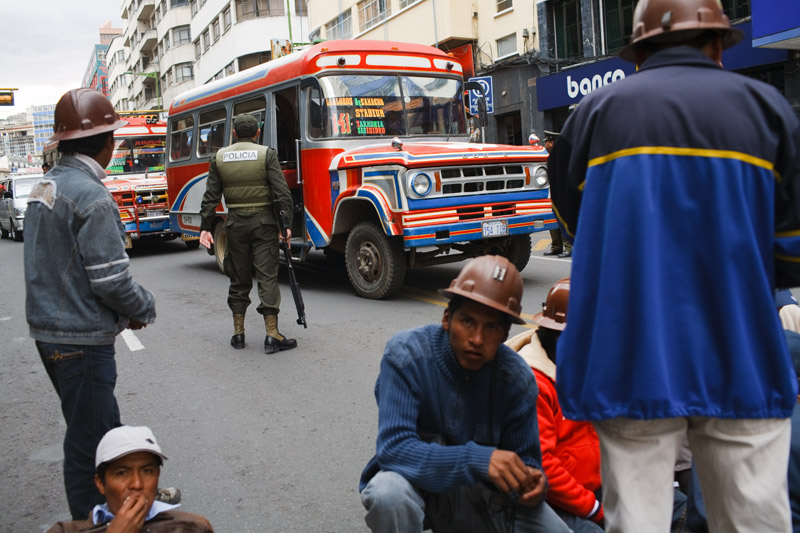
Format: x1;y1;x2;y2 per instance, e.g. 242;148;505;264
0;233;571;532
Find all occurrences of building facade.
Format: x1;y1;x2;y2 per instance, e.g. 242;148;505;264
535;0;799;132
107;0;309;113
306;0;800;143
31;105;55;155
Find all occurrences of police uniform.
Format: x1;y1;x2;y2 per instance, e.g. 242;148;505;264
200;114;296;353
543;131;571;258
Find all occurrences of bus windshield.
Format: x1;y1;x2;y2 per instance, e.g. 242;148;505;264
309;74;467;139
107;136;167;176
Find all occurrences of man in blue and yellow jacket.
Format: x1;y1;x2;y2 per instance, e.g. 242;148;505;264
548;0;800;531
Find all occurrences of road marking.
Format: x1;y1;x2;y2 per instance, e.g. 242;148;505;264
121;329;145;351
532;237;552;251
0;316;11;321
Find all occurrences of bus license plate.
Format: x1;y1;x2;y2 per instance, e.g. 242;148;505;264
482;219;508;238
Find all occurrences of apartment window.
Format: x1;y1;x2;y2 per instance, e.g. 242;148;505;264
358;0;389;32
174;25;191;45
202;29;210;51
721;0;749;20
497;0;512;12
326;10;352;39
225;61;235;75
175;63;194;83
295;0;307;15
191;0;198;15
212;18;220;41
399;0;420;7
223;6;232;30
554;0;583;60
604;0;636;53
496;33;517;58
235;0;284;21
194;40;202;59
171;0;189;6
164;32;171;50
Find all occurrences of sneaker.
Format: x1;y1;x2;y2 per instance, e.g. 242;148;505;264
558;250;572;258
543;247;563;256
156;487;181;505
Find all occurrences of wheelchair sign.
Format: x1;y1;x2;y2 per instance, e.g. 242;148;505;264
468;76;494;115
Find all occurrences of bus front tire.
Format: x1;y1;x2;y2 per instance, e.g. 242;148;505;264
345;222;406;300
502;234;532;273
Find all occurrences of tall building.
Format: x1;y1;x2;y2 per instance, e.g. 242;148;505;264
82;22;124;98
31;104;55;155
107;0;309;113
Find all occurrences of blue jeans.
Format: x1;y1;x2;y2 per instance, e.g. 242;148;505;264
37;341;121;520
361;470;573;532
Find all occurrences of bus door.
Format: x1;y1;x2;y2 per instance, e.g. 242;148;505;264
269;85;305;246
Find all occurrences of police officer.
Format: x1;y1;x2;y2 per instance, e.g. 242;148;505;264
542;130;571;258
199;114;297;354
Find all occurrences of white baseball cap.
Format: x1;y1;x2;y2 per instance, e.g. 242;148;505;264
95;426;168;468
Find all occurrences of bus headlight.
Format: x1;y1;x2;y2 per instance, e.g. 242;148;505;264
410;173;432;197
533;166;549;188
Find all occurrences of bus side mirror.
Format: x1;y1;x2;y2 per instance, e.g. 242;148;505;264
464;81;488;129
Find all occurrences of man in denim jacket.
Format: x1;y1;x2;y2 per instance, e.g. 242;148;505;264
24;89;156;521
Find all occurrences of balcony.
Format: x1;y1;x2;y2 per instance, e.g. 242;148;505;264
136;0;155;21
139;29;157;53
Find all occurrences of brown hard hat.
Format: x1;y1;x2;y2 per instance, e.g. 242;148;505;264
49;88;128;142
438;255;525;324
619;0;743;62
533;277;569;331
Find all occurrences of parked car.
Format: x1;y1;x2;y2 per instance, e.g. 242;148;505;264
0;174;44;242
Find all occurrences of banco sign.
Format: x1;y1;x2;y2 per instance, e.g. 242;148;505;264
567;69;626;99
536;58;635;111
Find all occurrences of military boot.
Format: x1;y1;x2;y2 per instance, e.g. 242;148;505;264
264;315;297;354
231;313;246;349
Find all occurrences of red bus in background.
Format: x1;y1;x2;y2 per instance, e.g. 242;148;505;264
166;40;555;299
44;113;197;249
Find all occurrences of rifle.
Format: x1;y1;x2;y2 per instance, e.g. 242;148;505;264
276;205;307;328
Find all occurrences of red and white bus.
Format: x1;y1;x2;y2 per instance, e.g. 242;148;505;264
166;40;555;299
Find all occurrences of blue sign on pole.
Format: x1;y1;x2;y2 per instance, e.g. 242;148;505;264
468;76;494;115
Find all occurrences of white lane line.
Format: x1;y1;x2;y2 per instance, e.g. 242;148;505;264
121;329;145;351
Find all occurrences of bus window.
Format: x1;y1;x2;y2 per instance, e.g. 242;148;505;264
274;87;298;167
401;76;466;136
232;97;266;144
314;74;466;138
197;107;227;157
170;116;194;161
306;84;328;139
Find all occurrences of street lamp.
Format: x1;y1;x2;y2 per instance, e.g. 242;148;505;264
125;70;162;111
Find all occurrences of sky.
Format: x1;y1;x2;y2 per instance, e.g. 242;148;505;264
1;1;122;119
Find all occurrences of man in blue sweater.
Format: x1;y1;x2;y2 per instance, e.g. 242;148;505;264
359;255;570;532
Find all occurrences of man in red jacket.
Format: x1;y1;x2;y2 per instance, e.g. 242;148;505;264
507;278;603;531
